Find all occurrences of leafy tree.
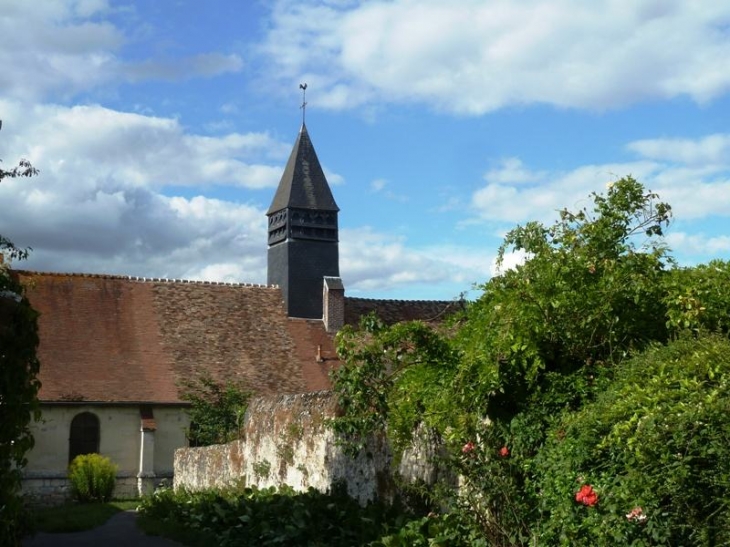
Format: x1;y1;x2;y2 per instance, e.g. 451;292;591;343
0;157;40;544
330;177;730;545
180;375;250;446
456;176;672;423
1;158;37;261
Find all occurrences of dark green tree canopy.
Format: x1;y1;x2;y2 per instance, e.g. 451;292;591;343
0;156;40;544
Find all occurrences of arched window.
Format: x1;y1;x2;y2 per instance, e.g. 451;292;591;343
69;412;100;463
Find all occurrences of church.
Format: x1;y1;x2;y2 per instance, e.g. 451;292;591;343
17;122;458;502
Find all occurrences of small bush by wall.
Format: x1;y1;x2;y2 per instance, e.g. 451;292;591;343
68;454;117;502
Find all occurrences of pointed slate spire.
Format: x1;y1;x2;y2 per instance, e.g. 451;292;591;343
267;123;340;319
267;124;339;215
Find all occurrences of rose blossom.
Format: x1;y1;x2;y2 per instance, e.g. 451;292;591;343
462;441;475;454
626;506;647;522
499;446;510;457
575;484;598;506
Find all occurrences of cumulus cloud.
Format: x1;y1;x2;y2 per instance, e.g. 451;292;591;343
627;134;730;167
339;227;489;294
472;160;661;224
1;101;288;190
490;250;529;277
0;1;244;101
260;0;730;114
667;232;730;258
2;178;268;282
472;132;730;227
484;158;545;185
469;133;730;274
0;99;294;280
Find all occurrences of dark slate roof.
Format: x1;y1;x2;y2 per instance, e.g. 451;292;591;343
17;271;338;404
267;124;339;215
344;297;464;326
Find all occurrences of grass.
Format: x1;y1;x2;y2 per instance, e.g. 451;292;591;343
31;500;139;533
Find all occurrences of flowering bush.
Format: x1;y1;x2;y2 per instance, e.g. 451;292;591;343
532;334;730;545
330;179;730;546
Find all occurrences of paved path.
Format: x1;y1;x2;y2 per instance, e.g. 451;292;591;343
23;510;184;547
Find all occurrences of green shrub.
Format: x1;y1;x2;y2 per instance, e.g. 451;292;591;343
180;374;250;446
329;178;730;545
532;334;730;546
68;454;117;503
138;483;414;547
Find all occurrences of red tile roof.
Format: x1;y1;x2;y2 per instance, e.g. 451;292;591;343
18;272;337;404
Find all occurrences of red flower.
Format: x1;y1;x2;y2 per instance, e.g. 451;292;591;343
499;446;510;457
575;484;598;507
461;441;475;454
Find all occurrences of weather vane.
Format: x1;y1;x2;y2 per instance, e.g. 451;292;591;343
299;83;307;124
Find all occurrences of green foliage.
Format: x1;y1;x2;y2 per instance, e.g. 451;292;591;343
663;260;730;336
181;374;250;446
533;334;730;545
138;482;413;547
1;158;38;261
331;314;459;454
329;177;730;545
458;176;672;423
0;156;41;545
371;512;488;547
68;454;118;503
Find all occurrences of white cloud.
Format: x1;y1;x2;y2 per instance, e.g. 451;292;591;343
484;158;545;185
260;0;730;114
490;250;529;277
0;100;293;280
470;133;730;272
472;160;661;224
666;232;730;258
472;130;730;227
340;227;488;293
1;101;288;190
627;134;730;167
0;1;244;101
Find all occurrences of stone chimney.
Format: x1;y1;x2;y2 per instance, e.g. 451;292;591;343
323;276;344;333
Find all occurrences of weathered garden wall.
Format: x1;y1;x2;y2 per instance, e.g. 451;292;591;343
175;391;440;504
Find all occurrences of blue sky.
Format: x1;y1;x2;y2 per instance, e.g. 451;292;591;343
1;0;729;300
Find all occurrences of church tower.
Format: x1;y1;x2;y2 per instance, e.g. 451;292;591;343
267;123;340;318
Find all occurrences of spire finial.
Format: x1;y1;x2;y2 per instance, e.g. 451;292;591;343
299;83;308;125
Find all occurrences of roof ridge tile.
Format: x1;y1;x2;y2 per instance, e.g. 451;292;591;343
15;270;280;289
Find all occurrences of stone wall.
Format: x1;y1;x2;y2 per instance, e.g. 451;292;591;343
175;391;440;505
21;472;172;506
